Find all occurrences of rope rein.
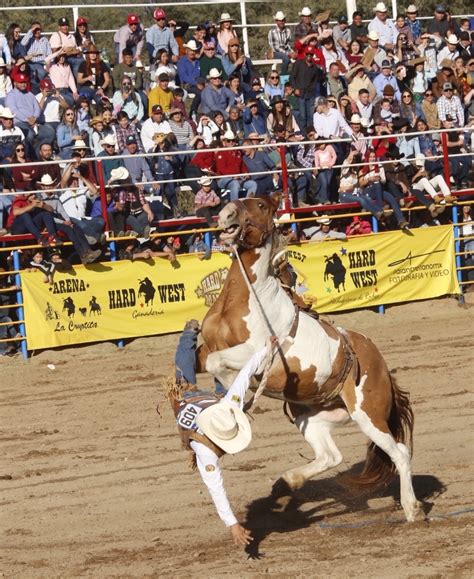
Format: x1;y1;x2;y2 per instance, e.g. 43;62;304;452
231;243;280;409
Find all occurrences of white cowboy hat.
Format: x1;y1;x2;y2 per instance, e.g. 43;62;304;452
299;7;312;16
40;174;56;186
274;11;286;20
406;4;418;13
197;176;212;187
71;139;89;150
415;153;426;166
317;215;331;225
196;401;251;454
223;129;237;141
0;106;15;119
100;134;116;147
135;59;144;68
218;12;235;23
0;57;6;67
375;2;388;12
206;67;222;80
368;30;380;41
350;114;362;124
183;39;200;51
447;34;458;45
109;167;129;182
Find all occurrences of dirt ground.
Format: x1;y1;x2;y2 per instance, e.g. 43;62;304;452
1;297;473;578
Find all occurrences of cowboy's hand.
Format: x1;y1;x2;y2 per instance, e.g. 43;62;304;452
230;523;253;546
270;335;279;347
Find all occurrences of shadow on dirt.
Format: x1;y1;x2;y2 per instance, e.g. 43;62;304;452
243;464;446;559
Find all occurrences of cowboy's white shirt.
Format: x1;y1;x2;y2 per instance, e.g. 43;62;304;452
191;346;268;527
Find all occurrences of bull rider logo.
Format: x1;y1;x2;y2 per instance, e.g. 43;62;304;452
195;268;228;306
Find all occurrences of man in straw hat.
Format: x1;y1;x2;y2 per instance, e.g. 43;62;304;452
201;68;233;116
295;7;318;41
267;11;297;75
170;319;277;545
303;215;347;241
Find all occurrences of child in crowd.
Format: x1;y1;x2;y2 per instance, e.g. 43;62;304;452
29;250;55;284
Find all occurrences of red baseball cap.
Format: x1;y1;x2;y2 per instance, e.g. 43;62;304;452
153;8;167;20
305;46;316;55
77;17;88;26
127;14;139;25
40;77;54;90
16;73;28;82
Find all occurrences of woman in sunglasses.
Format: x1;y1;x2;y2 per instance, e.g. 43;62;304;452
264;70;283;100
10;144;37;191
56;107;81;160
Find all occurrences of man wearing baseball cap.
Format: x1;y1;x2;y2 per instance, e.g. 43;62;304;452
20;22;51;90
113;14;144;64
49;17;83;75
427;5;450;37
333;15;351;52
141;104;172;152
267;11;297;75
368;3;397;51
148;73;174;114
146;8;179;63
171;320;276;545
36;77;68;127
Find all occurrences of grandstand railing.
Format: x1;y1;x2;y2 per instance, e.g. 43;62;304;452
0;127;472;358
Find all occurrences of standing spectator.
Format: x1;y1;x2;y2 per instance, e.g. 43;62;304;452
49;17;83;75
405;5;422;42
150;134;178;212
20;22;51;90
74;17;95;51
217;13;238;55
350;11;369;46
290;47;320;129
112;76;144;123
294;7;318;41
368;3;397;51
437;82;464;127
141;105;171;152
146;8;179;63
313;97;353;140
76;46;111;105
314;138;337;204
426;5;450;38
214;129;257;200
5;74;55;148
46;52;79;107
5;23;24;62
267;11;296;75
113;14;145;64
333;15;352;52
194;176;221;225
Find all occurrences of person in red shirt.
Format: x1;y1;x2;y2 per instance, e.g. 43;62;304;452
294;32;325;69
214;130;257;200
345;215;373;236
7;192;58;245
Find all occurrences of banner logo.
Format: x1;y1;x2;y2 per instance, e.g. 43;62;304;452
195;267;228;307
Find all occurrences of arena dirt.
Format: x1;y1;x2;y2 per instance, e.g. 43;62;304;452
1;297;473;577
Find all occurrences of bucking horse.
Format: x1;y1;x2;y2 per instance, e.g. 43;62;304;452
196;194;420;523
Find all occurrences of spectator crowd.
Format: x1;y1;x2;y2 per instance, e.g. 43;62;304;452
0;3;474;354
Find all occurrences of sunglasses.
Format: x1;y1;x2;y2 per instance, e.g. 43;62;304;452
444;88;453;92
65;112;74;116
403;94;411;98
425;92;433;96
270;76;279;79
15;147;25;152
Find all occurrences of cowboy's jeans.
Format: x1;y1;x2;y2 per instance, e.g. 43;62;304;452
175;329;198;385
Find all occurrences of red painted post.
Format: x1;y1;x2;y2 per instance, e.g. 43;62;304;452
279;144;291;211
96;159;110;232
440;132;451;189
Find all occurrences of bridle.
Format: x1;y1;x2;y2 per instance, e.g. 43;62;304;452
231;199;274;250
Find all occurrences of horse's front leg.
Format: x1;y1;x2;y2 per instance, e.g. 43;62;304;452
205;343;256;388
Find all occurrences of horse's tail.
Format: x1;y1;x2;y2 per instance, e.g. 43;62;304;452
344;375;414;489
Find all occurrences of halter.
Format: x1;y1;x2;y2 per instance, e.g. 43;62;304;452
231;199;274;250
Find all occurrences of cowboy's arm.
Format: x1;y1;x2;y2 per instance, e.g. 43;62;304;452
223;346;270;409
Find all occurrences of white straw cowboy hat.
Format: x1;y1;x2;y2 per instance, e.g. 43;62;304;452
183;39;200;51
218;12;235;23
71;139;89;150
197;176;212;187
350;114;362;124
447;34;459;45
368;30;380;41
196;401;252;454
223;129;237;141
406;4;418;13
40;174;56;186
206;67;222;80
0;106;15;119
375;2;388;12
317;215;331;225
274;11;286;21
299;7;312;16
100;134;116;147
109;167;129;182
415;153;426;167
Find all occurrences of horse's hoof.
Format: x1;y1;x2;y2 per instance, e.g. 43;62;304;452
404;500;423;523
282;471;305;490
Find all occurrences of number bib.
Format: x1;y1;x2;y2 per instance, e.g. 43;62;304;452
177;403;202;431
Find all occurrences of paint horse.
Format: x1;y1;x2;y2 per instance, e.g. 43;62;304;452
196;195;420;522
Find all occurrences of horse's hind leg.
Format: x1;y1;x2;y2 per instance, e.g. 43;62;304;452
342;373;420;522
282;407;350;489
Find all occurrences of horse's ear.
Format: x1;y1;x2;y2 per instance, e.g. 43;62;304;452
269;192;281;212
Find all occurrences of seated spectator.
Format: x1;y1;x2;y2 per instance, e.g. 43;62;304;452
346;39;364;66
49;17;83;76
115;111;143;154
108;167;154;238
373;84;400;123
338;151;384;218
373;59;401;100
20;22;51;92
266;95;300;138
176;40;203;115
35;78;68;131
187;231;211;260
146;8;179;63
200;40;226;80
46;51;79;107
6;23;24;63
5;74;55;150
0;106;25;160
148;73;174;115
97;134;125;182
113;48;143;92
38;174;102;263
264;71;283;100
437;82;464;127
10;143;37;191
225;75;245;109
346;215;372;236
217;12;238;55
141;104;171;152
57;107;82;160
121;135;159;197
226;105;244;139
196;114;220;145
7;190;56;246
214;129;257;200
326;63;348;100
74;17;95;51
421;90;441;131
294;7;319;41
222;38;253;88
303;215;347;241
194;176;221;225
167;108;195;149
201;68;234;117
320;35;349;73
34;142;62;185
10;58;32;93
400;90;424;126
113;14;145;64
151;49;179;89
75;96;92;135
150;133;178;212
112;76;144;123
184;136;215;191
242;139;278;195
347;65;376;101
242;99;267;137
443;115;470;188
411;153;455;209
76;46;111;105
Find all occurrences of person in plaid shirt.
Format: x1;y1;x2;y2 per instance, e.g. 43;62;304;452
436;82;465;128
267;12;296;75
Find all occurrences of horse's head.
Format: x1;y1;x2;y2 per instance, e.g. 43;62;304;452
218;194;280;249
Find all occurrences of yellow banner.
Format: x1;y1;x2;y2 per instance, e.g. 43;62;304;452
286;224;460;312
22;253;231;350
21;225;459;350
